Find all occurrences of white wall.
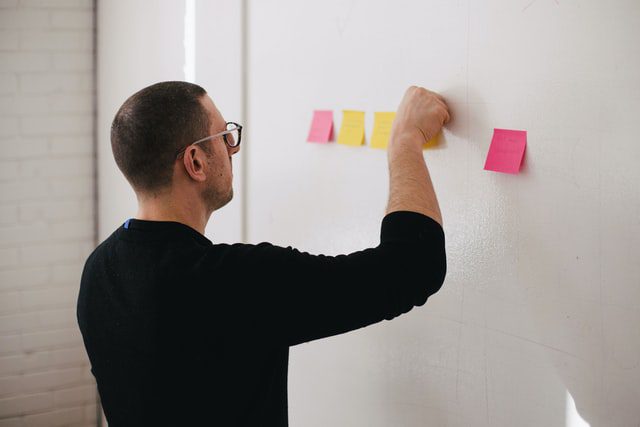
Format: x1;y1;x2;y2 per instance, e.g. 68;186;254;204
95;0;640;426
97;0;243;243
0;0;97;425
247;1;640;426
97;0;185;241
194;0;244;243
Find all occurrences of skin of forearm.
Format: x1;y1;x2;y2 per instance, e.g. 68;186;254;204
385;139;443;227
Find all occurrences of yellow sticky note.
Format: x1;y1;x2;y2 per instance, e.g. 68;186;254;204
337;110;365;146
370;112;396;149
370;111;438;150
423;132;439;149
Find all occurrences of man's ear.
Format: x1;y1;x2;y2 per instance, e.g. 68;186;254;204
182;146;208;183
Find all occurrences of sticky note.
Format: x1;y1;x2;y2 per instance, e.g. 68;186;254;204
306;110;333;143
484;128;527;174
370;112;395;149
370;112;439;150
337;110;365;146
422;132;439;149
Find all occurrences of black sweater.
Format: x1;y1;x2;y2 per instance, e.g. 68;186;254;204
77;210;446;426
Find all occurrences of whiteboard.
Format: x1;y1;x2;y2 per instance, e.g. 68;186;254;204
245;1;640;426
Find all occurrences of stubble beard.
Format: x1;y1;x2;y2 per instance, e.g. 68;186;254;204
202;179;233;213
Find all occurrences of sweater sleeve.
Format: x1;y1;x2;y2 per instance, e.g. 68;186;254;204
224;211;446;347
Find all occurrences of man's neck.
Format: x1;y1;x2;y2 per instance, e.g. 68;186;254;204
136;193;209;235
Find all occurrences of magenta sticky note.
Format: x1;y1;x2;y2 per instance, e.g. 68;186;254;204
306;110;334;143
484;129;527;174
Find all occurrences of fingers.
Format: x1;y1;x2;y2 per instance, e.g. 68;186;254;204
441;107;451;125
431;91;446;103
439;99;451;125
413;86;448;108
402;85;451;130
424;88;450;125
413;86;444;101
432;92;451;125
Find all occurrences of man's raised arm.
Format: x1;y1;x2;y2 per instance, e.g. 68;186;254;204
386;86;451;226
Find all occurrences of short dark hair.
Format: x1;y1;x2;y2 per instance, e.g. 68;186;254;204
111;81;210;193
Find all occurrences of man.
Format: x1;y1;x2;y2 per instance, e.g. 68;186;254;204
77;81;450;426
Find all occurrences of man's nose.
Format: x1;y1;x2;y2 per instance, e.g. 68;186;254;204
228;144;240;156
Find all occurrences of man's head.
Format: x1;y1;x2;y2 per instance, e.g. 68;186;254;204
111;81;239;213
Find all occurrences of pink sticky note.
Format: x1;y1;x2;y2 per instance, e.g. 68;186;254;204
484;128;527;174
306;110;334;143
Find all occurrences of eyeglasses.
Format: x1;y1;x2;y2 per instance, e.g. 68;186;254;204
175;121;243;159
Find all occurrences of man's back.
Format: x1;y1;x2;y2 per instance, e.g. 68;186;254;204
77;219;293;425
77;212;445;426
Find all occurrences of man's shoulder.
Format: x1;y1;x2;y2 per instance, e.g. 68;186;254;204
212;241;293;260
82;226;121;268
196;241;292;272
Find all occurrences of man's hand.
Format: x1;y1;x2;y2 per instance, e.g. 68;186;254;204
385;86;450;226
390;86;451;150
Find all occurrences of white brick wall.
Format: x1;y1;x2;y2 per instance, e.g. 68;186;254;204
0;0;97;426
